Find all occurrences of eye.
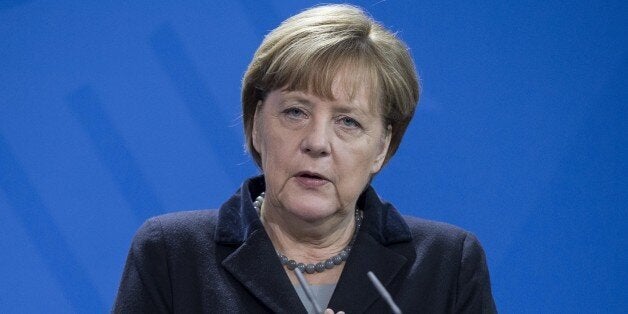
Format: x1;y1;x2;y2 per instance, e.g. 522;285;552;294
338;116;361;129
283;107;306;118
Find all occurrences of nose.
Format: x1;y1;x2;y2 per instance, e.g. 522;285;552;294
300;119;331;158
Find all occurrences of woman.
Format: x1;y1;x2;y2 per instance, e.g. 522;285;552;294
114;4;496;313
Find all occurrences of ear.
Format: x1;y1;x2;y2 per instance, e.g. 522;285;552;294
371;125;392;174
252;100;263;153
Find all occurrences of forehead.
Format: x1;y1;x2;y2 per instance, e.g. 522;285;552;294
281;63;383;116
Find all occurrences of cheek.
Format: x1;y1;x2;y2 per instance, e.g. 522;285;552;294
334;143;378;188
340;137;382;169
259;127;295;170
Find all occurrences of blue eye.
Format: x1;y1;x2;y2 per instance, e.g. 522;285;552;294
284;107;305;118
339;116;361;128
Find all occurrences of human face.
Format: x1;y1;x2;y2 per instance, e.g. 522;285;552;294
252;79;391;222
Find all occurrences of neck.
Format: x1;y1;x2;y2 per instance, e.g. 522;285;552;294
260;201;356;263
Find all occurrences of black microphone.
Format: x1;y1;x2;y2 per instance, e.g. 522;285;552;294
367;271;402;314
294;267;325;314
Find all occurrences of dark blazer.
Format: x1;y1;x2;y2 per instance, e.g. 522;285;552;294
114;176;497;313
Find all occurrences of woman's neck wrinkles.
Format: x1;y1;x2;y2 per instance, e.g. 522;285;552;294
260;202;356;263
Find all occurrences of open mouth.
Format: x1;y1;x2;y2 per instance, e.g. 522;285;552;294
296;171;327;180
295;171;329;187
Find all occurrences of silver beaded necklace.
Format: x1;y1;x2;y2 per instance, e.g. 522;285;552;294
253;192;362;274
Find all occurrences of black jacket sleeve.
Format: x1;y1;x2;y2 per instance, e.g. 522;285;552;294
113;217;173;313
455;232;497;313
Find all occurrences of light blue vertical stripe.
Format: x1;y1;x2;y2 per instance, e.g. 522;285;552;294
67;87;164;222
0;135;105;312
149;24;250;183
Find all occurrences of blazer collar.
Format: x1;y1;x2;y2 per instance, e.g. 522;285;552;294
214;176;266;244
358;184;412;245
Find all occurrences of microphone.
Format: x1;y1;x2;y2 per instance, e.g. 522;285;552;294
294;267;324;314
293;268;402;314
367;271;402;314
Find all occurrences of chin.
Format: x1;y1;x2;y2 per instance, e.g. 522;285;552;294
282;196;338;222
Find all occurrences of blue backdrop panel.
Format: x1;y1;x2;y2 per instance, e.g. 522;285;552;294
0;0;626;312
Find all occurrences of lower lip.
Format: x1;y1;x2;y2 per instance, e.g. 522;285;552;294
295;176;329;188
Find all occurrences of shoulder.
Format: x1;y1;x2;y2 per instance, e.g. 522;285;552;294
132;209;219;248
401;215;485;256
403;215;468;240
399;218;496;311
149;209;219;229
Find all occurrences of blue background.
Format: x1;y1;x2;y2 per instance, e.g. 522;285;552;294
1;0;626;312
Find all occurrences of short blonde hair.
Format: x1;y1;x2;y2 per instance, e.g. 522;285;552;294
242;4;420;167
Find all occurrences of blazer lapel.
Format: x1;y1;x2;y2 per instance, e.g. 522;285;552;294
221;228;305;313
328;230;408;313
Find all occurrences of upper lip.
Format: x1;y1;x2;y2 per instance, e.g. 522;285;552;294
295;171;330;181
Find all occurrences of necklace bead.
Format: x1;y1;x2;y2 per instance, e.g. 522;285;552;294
253;192;361;274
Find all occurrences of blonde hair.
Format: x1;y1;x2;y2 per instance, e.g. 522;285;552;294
242;4;420;167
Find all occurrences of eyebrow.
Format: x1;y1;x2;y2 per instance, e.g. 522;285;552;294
280;91;375;118
332;102;377;121
280;93;314;106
